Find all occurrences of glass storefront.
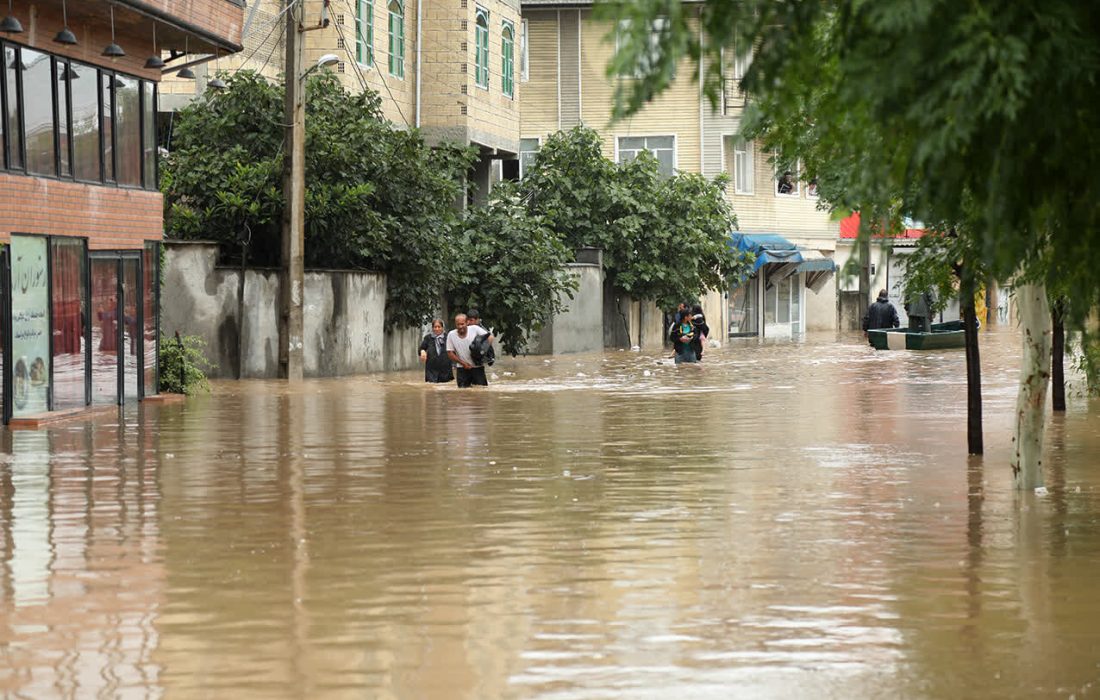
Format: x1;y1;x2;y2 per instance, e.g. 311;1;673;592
10;235;51;417
2;238;157;420
50;237;87;409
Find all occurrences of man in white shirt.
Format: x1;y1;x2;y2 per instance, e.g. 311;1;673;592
446;313;493;387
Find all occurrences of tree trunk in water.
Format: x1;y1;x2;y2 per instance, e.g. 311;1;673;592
1052;300;1066;412
1012;282;1052;490
961;276;983;454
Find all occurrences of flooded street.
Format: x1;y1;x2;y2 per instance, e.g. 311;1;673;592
3;327;1100;699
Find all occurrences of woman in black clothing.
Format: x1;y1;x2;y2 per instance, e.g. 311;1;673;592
419;319;454;383
690;304;710;360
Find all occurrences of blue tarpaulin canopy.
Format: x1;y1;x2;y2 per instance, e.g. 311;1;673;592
730;233;803;273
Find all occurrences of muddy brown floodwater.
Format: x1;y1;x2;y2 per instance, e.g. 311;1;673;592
2;327;1100;699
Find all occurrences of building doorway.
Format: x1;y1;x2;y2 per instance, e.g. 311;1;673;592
90;253;143;405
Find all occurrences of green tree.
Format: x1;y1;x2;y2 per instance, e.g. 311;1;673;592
521;126;748;312
606;0;1100;489
448;181;577;355
163;70;474;329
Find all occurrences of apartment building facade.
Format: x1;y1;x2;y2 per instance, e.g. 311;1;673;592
0;0;244;425
162;0;522;203
519;1;839;338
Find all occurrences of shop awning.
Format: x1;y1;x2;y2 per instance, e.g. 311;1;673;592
797;250;837;292
730;233;804;273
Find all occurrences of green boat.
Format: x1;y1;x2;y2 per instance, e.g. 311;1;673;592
867;320;967;350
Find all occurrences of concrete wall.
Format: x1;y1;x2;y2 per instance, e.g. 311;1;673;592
162;242;390;379
535;263;603;354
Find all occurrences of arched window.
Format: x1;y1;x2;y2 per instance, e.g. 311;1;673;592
475;8;490;88
388;0;405;78
501;21;515;98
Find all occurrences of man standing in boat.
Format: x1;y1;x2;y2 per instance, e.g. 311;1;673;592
905;288;936;333
862;289;900;340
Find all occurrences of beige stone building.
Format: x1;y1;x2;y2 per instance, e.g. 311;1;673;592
162;0;523;202
519;1;839;337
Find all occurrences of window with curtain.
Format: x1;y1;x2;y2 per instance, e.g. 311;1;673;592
50;237;88;410
22;49;56;176
725;136;753;195
70;62;100;182
357;0;373;65
115;75;141;187
3;43;23;169
388;0;405;78
501;21;515;98
475;8;490;88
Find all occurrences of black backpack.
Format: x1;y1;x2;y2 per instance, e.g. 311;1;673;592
470;332;496;366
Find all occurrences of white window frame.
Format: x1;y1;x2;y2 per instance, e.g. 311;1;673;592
733;37;753;81
774;151;800;198
615;17;670;79
615;134;677;177
726;136;753;195
520;18;529;83
475;7;490;90
519;136;540;178
356;0;373;67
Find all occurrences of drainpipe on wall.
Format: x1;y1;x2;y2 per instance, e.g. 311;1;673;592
415;0;423;127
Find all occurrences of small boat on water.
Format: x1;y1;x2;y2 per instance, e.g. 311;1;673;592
867;320;967;350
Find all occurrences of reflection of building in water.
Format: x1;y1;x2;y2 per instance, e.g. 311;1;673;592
0;420;166;697
0;0;244;423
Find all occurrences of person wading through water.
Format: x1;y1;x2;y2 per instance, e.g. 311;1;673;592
446;313;493;387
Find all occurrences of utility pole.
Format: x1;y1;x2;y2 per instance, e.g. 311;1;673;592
280;0;306;381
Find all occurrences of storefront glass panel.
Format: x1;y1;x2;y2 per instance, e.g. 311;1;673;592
10;236;51;417
777;276;791;324
728;279;758;335
100;74;114;182
122;258;139;400
91;258;118;405
791;275;802;332
764;277;778;325
56;60;71;177
50;238;87;409
3;44;22;169
142;243;157;396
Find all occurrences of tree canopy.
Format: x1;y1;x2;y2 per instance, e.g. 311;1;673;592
605;0;1100;318
520;126;748;310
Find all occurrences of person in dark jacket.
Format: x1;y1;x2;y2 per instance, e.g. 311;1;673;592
690;304;710;360
905;288;936;333
419;319;454;383
466;308;495;366
862;289;900;341
670;313;697;363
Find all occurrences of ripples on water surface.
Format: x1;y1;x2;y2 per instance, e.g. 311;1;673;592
2;328;1100;699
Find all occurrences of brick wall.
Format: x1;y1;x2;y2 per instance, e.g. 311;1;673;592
0;175;162;250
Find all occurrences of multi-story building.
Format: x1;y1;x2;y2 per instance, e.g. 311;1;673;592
519;1;839;338
162;0;522;203
0;0;244;425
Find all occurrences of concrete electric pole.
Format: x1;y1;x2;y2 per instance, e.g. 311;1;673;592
280;0;306;381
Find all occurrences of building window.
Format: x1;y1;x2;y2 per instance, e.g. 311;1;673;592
520;19;529;82
502;20;515;98
519;137;539;177
388;0;405;78
115;75;142;187
475;8;490;89
615;18;670;79
70;62;101;182
142;242;159;397
357;0;373;66
806;179;819;199
774;152;799;197
2;43;23;170
726;136;754;195
733;37;753;81
22;49;56;176
617;135;675;177
0;42;156;190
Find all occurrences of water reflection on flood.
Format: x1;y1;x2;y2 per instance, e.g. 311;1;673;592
3;328;1100;698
